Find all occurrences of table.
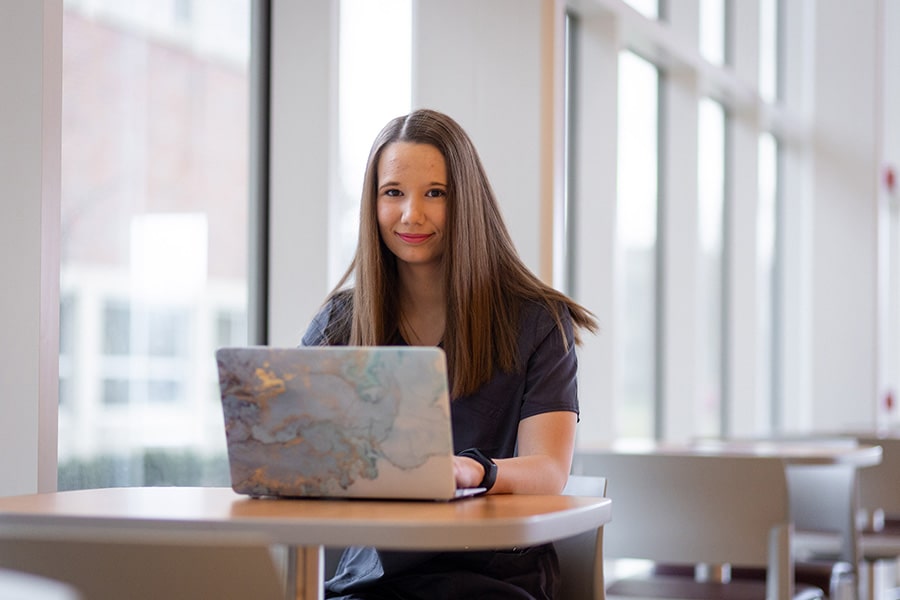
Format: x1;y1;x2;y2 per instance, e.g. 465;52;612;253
597;438;883;466
0;487;612;600
576;440;882;600
0;568;80;600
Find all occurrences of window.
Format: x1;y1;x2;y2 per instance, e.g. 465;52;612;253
102;302;131;356
758;132;779;427
335;0;411;285
697;97;726;436
699;0;726;65
758;0;779;103
59;294;77;410
216;310;247;349
624;0;659;20
58;0;250;489
616;51;660;439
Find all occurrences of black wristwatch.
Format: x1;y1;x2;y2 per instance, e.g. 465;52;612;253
458;448;497;491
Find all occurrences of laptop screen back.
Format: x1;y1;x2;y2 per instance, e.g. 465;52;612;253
216;346;465;500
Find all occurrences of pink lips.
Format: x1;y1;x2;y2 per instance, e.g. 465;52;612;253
396;233;433;244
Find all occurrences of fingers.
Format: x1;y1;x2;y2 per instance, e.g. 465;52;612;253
453;456;485;488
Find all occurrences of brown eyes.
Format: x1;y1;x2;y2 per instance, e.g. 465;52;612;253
381;188;446;198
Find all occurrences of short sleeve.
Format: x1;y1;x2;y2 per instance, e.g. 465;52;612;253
519;304;579;421
450;301;579;456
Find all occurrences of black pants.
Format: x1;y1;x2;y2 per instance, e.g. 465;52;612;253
325;545;560;600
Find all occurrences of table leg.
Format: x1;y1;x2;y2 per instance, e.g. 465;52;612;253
695;563;732;583
285;545;324;600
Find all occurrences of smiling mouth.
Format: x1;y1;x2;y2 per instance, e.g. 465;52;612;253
396;233;433;244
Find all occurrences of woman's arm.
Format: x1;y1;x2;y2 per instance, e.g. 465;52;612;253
454;410;576;494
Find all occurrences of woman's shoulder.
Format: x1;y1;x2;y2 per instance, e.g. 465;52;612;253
518;296;573;328
301;289;353;346
515;296;575;348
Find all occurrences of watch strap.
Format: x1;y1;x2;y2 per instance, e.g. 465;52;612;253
458;448;497;491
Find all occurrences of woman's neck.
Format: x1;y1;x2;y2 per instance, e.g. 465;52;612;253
397;263;446;346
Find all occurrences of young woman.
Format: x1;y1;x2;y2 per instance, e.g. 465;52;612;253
302;109;598;600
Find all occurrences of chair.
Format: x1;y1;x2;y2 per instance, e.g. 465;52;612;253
558;475;609;600
786;435;900;600
839;435;900;600
0;568;81;600
0;535;285;600
573;451;825;600
324;476;610;600
856;436;900;559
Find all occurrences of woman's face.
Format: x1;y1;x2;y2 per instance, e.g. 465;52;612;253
376;142;448;270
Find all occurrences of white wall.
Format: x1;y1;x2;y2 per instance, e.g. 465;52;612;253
879;0;900;428
808;0;881;430
0;0;62;496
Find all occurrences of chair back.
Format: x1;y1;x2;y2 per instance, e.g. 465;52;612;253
573;451;795;600
0;568;81;600
785;463;859;565
856;436;900;522
0;536;284;600
557;475;608;600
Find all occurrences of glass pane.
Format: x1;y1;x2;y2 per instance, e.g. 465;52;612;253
623;0;659;19
58;0;250;490
616;51;659;440
335;0;411;286
559;11;575;294
758;133;778;427
58;294;77;409
700;0;726;65
697;98;725;437
759;0;779;103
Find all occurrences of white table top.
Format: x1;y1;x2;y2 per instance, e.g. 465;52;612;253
578;439;883;467
0;486;612;552
0;568;80;600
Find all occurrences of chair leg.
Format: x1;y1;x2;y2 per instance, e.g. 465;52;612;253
862;559;900;600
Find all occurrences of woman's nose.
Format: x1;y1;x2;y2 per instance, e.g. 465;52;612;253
401;197;425;224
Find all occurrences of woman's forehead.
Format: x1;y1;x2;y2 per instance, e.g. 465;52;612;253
378;142;447;179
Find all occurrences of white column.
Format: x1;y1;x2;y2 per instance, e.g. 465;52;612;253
778;0;815;431
267;0;338;346
0;0;62;495
659;0;701;441
569;12;620;444
724;0;763;435
881;0;900;429
808;0;880;430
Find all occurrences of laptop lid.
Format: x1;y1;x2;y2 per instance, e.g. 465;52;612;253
215;346;483;501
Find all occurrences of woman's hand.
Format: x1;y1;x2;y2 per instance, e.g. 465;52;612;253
452;411;577;495
453;455;485;489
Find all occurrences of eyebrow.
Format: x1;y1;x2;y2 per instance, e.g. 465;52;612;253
378;181;447;190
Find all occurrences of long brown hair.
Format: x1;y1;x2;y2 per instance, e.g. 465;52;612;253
326;109;597;396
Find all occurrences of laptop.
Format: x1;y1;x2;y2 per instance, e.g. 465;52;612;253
215;346;486;501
